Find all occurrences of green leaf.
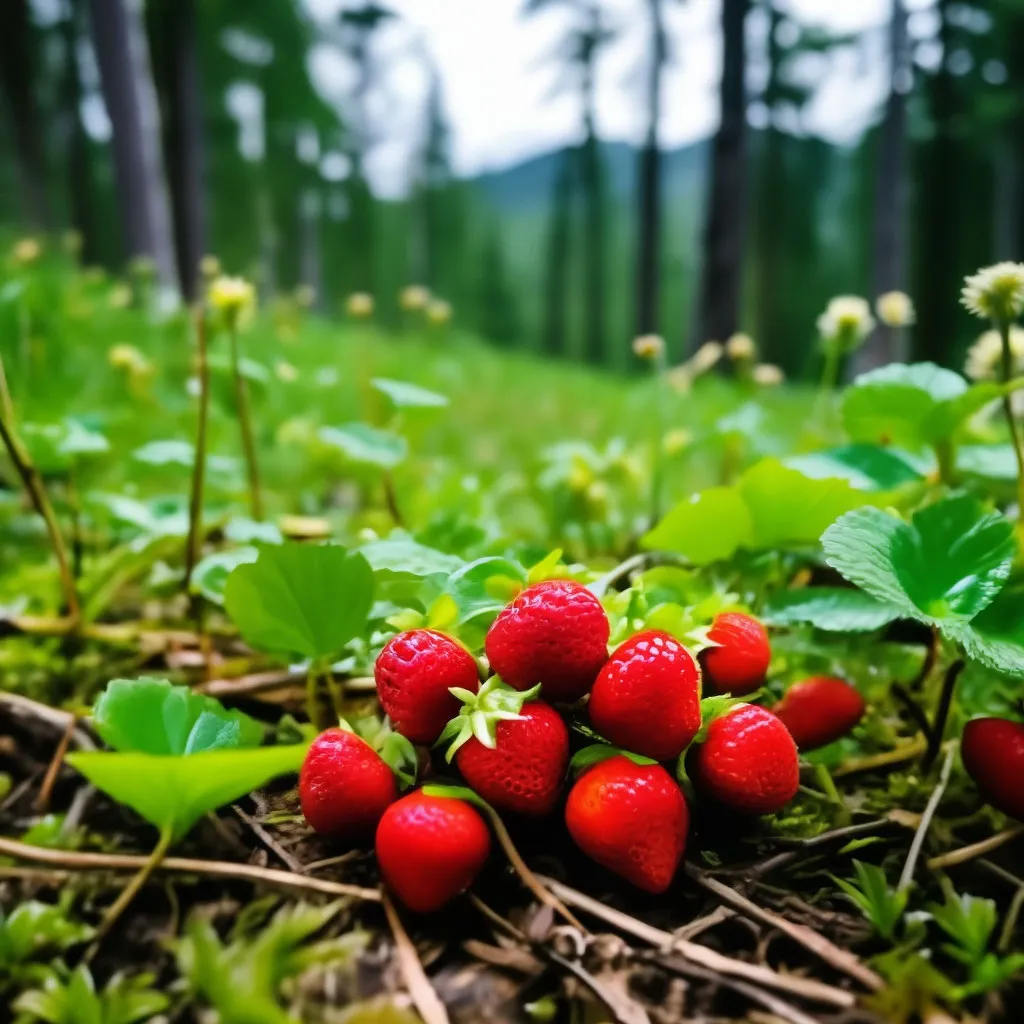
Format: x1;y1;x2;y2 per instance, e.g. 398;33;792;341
762;588;903;632
191;547;259;605
831;861;907;940
822;494;1015;625
783;445;925;491
957;444;1021;482
569;744;657;772
224;543;373;660
371;377;448;409
421;783;493;814
842;362;968;448
738;459;872;549
91;678;264;756
21;419;110;473
225;517;283;544
67;745;307;841
358;536;464;580
445;557;527;623
318;424;407;469
641;486;753;564
943;587;1024;677
0;902;93;966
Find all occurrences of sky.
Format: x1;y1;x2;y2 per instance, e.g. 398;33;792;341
304;0;933;196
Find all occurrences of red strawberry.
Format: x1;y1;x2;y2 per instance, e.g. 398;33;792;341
375;629;479;744
772;677;865;751
300;728;397;838
691;704;799;815
441;678;569;816
375;790;491;912
485;579;609;702
962;718;1024;821
565;753;689;893
700;612;771;695
588;630;701;761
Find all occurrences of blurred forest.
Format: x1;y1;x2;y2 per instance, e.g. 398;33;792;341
1;0;1023;375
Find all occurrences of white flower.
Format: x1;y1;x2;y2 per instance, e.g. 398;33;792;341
817;296;875;351
964;327;1024;381
961;262;1024;322
752;363;785;387
876;291;915;328
725;332;756;360
632;334;665;360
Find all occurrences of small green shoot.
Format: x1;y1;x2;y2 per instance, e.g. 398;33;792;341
831;861;908;940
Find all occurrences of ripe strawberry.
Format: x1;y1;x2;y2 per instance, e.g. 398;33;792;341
375;629;479;744
691;704;799;815
300;728;397;838
700;612;771;695
485;579;609;702
375;790;491;912
441;678;569;816
772;677;866;751
565;753;689;893
962;717;1024;821
588;630;701;761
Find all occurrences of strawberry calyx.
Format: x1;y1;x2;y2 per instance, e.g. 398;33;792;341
345;716;419;786
437;676;541;762
569;743;657;775
421;782;495;815
692;695;749;744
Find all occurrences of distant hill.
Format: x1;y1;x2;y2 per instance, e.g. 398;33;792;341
472;139;710;212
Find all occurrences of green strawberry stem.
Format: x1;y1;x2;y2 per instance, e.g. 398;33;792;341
228;323;263;521
437;677;540;761
87;825;173;957
183;306;210;613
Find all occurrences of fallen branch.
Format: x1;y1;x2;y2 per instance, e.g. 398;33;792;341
899;746;956;892
927;825;1024;871
684;865;882;991
535;874;855;1008
834;737;926;778
199;670;376;699
382;888;450;1024
0;837;380;902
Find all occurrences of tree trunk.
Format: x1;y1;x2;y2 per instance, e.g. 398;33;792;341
754;0;784;359
580;62;606;364
695;0;750;350
0;0;52;228
156;0;206;300
855;0;910;374
913;0;958;365
87;0;178;293
635;0;665;339
541;147;575;358
61;0;97;261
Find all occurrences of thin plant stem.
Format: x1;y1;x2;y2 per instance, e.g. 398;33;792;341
924;660;964;772
0;348;15;426
229;324;264;520
997;317;1024;525
815;342;842;426
0;359;80;626
87;826;173;957
898;746;955;893
649;347;668;525
66;466;84;580
184;308;210;602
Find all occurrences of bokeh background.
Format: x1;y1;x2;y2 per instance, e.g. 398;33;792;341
0;0;1015;374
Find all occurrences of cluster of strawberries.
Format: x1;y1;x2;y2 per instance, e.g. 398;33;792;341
299;579;867;912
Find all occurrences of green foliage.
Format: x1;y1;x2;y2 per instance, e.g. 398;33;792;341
224;543;373;662
371;377;449;409
762;587;902;631
644;457;873;564
176;902;364;1024
0;902;93;977
191;546;259;604
784;444;925;491
830;861;908;940
67;678;304;840
12;966;167;1024
318;424;408;469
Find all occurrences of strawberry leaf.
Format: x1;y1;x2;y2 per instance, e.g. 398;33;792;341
762;588;904;632
371;377;448;409
822;494;1015;626
641;486;753;565
318;423;407;469
224;542;373;661
943;588;1024;677
783;445;925;492
91;677;264;756
569;744;657;773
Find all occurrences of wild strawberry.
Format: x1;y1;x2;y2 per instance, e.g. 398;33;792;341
375;629;479;744
375;790;491;912
300;727;399;839
485;579;609;702
565;752;689;893
700;612;771;695
962;717;1024;822
691;703;799;815
588;630;701;761
440;678;569;816
772;676;865;751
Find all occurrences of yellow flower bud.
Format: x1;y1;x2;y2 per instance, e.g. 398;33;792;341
12;238;41;264
346;292;375;319
725;332;756;361
425;299;452;325
400;284;431;311
632;334;666;360
875;290;915;328
199;255;222;280
752;363;785;387
208;275;256;330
